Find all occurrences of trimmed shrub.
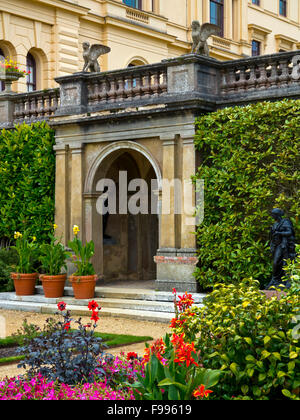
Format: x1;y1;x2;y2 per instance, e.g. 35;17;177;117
0;122;55;245
194;99;300;290
170;280;300;400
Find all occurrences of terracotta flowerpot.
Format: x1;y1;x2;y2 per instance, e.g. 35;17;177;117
11;273;38;296
41;274;67;298
69;275;98;299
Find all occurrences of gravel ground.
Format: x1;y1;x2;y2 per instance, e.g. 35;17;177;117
0;309;170;380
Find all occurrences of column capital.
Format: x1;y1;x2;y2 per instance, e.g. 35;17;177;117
69;142;85;154
181;136;195;145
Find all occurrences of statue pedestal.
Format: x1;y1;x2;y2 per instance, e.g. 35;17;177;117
261;290;287;300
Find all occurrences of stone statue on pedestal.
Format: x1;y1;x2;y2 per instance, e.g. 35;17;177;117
82;42;111;73
266;208;296;289
191;21;221;56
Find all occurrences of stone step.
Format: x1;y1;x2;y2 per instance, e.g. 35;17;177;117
0;287;205;323
35;285;206;304
0;298;173;323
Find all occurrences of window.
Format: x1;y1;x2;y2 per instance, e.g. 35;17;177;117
252;0;260;5
210;0;224;37
251;40;261;56
279;0;287;17
26;53;36;92
0;48;5;91
123;0;143;9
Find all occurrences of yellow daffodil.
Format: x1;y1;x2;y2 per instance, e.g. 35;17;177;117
14;231;22;240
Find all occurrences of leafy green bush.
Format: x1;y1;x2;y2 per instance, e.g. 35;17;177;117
171;279;300;400
194;99;300;290
0;248;19;292
0;122;55;245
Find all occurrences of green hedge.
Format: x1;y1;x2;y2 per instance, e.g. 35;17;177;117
194;100;300;290
0;122;55;245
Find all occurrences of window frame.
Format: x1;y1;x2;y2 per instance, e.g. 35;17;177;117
210;0;224;37
122;0;143;10
279;0;287;17
0;48;5;91
251;39;261;57
26;52;37;92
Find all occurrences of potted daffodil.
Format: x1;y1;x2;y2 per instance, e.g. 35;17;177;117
68;225;97;299
39;224;71;298
11;230;39;296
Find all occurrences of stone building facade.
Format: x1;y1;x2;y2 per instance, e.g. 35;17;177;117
0;0;299;93
0;0;299;292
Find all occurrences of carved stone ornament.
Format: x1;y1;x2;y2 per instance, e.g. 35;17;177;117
191;21;221;56
82;42;111;73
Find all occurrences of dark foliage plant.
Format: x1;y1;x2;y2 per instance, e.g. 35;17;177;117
0;248;19;292
194;99;300;290
17;306;107;385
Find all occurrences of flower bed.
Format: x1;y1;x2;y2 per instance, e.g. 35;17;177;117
0;374;134;400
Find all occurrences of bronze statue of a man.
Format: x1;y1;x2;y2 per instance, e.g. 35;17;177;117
266;208;296;289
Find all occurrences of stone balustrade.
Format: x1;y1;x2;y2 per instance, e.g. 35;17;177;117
220;50;300;102
86;63;168;108
0;51;299;128
13;89;60;123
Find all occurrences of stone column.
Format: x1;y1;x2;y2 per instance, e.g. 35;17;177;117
84;193;103;276
54;144;69;246
160;136;177;250
70;143;84;241
155;134;199;293
224;0;233;40
180;136;196;251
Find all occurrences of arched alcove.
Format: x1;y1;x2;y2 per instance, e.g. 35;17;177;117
84;142;161;285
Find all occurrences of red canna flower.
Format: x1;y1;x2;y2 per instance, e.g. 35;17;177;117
127;352;138;361
64;322;71;331
193;384;213;399
88;300;99;311
90;310;100;323
57;301;67;311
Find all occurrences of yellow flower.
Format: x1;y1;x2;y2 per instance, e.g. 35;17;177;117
32;236;36;242
14;231;22;239
73;225;80;236
53;223;58;230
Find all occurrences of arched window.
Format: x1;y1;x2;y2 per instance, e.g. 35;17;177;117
26;53;36;92
0;48;5;92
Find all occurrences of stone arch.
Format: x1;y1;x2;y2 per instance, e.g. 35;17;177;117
84;141;162;195
126;56;149;67
84;141;161;284
0;40;17;62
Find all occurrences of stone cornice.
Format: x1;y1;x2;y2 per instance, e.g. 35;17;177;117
31;0;90;15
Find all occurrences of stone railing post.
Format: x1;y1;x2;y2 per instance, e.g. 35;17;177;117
55;72;89;116
0;93;16;126
166;54;221;99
